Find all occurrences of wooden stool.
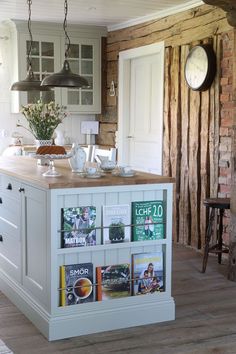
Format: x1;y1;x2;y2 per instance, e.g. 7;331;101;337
202;198;230;273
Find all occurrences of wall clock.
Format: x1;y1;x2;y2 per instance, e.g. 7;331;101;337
184;44;216;91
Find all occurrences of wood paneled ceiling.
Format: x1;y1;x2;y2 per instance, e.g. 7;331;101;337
0;0;203;30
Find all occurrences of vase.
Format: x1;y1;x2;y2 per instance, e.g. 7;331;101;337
35;139;52;166
35;139;53;148
69;143;86;173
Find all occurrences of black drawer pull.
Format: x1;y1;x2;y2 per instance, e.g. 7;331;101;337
6;183;12;190
0;197;2;204
19;188;25;193
0;235;3;242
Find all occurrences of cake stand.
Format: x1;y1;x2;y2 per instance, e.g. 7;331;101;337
34;153;72;177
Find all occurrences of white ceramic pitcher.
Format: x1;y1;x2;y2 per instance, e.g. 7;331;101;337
69;143;86;173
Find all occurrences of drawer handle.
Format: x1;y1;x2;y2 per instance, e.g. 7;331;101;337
0;197;2;204
0;235;3;242
18;188;25;193
6;183;12;190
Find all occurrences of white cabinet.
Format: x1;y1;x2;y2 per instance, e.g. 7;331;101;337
0;175;175;341
4;20;107;114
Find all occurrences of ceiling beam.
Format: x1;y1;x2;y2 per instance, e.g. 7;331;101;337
203;0;236;27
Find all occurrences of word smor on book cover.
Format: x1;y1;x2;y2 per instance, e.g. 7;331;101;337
102;204;131;244
60;263;94;306
96;263;130;300
132;252;164;296
61;206;96;248
132;200;165;241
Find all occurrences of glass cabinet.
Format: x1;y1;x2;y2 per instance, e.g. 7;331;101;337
7;20;106;114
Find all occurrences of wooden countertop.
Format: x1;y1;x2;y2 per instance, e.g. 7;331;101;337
0;156;175;189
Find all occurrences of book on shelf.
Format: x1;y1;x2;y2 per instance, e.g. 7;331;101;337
132;200;165;241
102;204;131;244
61;206;96;248
96;263;131;301
60;262;94;306
132;252;164;296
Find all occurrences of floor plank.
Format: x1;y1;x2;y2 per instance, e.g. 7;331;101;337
1;245;236;354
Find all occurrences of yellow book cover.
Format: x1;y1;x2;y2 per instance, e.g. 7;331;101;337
60;265;66;306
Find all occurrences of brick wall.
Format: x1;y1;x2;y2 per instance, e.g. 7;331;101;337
219;31;234;242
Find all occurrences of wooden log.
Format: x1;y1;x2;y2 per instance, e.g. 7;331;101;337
179;44;190;245
189;75;201;249
170;47;181;243
228;29;236;280
107;6;224;45
163;47;171;177
199;39;211;250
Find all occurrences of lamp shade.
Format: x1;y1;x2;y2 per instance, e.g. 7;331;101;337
11;68;51;91
41;60;89;88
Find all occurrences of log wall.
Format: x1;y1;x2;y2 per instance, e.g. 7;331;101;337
96;5;233;249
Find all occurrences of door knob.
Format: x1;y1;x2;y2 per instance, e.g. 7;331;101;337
0;197;2;204
0;235;3;242
19;188;25;193
6;183;12;190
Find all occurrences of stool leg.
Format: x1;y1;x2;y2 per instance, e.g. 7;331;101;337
202;208;215;273
217;209;224;264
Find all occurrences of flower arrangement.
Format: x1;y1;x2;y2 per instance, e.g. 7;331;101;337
17;100;67;140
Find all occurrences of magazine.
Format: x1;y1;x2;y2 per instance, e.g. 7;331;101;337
102;204;131;244
132;200;165;241
60;262;94;306
61;206;96;247
132;252;164;295
96;263;131;300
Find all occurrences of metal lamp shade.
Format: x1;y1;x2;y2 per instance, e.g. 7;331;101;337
41;60;89;88
11;68;51;91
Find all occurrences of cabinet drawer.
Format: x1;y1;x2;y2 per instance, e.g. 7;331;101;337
0;175;21;200
0;234;21;283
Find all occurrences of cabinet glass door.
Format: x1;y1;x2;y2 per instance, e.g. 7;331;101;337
26;40;55;104
62;38;101;113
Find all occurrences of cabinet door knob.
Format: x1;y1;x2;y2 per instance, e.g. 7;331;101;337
6;183;12;190
0;235;3;242
18;188;25;193
0;197;2;204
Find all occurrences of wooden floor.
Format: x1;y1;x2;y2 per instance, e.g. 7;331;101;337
1;245;236;354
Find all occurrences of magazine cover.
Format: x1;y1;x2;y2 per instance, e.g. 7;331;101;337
132;200;165;241
102;204;131;244
96;263;130;301
60;262;94;306
61;206;96;248
132;252;164;296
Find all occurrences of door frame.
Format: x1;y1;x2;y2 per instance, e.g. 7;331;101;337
118;41;165;166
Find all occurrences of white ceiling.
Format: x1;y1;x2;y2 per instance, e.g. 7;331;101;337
0;0;203;31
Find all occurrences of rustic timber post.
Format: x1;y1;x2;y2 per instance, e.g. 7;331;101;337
228;29;236;280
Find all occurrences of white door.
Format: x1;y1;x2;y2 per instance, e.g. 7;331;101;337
118;42;164;174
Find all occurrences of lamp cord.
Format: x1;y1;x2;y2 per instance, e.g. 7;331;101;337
27;0;33;71
63;0;71;59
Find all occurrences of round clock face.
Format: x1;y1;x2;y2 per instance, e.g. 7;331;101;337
184;44;216;91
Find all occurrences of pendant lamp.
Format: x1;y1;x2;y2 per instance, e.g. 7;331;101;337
41;0;89;88
11;0;50;91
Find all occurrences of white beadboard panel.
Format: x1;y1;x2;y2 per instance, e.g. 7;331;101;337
104;192;119;205
64;194;78;208
117;191;133;204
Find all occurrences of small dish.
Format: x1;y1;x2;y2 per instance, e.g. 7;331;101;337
112;170;135;177
84;172;104;179
120;171;135;177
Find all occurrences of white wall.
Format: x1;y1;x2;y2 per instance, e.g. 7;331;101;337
0;25;95;155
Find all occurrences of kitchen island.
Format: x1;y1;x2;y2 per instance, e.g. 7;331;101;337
0;156;175;340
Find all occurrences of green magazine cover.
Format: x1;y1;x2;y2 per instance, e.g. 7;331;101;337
132;200;165;241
